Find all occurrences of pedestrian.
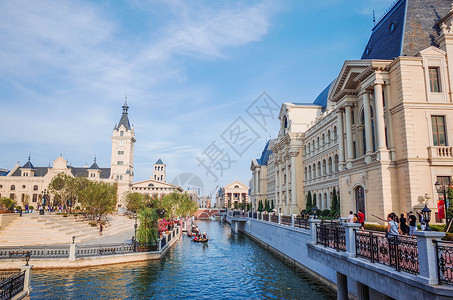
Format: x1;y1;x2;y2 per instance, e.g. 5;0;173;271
372;213;401;240
99;223;103;236
408;211;417;237
357;209;365;229
348;211;355;223
416;211;426;231
399;213;409;235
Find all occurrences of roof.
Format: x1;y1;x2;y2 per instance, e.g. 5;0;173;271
12;167;49;177
22;157;35;169
0;169;9;176
257;140;274;166
361;0;451;60
116;100;131;130
312;81;334;108
155;159;164;165
89;157;100;170
71;167;111;179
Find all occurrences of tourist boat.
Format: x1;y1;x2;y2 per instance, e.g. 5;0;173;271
192;236;209;243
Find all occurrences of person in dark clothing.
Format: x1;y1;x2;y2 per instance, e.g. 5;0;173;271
408;211;417;237
400;213;409;235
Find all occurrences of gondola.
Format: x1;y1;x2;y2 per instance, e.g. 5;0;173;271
192;236;209;243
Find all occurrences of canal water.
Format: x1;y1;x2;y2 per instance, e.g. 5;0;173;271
31;220;336;299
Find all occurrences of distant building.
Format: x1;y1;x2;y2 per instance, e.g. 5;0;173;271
216;180;249;209
250;139;275;211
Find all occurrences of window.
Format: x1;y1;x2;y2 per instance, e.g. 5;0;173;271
429;67;441;92
333;127;337;138
322;160;326;175
120;131;124;136
432;116;447;146
118;140;124;147
118;151;124;155
10;193;15;200
117;161;124;165
22;185;26;189
10;185;15;191
437;176;452;201
33;185;38;191
355;186;365;214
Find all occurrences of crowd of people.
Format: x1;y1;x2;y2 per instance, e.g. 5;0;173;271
348;209;426;239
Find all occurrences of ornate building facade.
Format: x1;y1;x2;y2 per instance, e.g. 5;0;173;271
216;180;249;209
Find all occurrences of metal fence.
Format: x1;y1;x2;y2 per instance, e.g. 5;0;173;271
76;243;135;257
280;215;291;226
316;224;346;252
0;270;25;300
355;230;419;275
0;245;69;259
270;214;278;223
294;217;309;229
434;240;453;285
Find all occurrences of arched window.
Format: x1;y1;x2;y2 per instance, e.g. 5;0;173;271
355;186;365;214
333;126;338;138
33;185;38;191
148;183;154;187
120;175;123;180
308;166;312;180
323;193;328;210
327;130;331;141
312;140;315;150
304;167;307;180
10;185;15;191
308;142;311;153
312;164;316;178
322;159;326;175
334;155;339;172
322;134;325;145
317;137;320;148
328;157;332;173
304;145;307;155
120;131;124;136
234;185;240;188
317;162;321;178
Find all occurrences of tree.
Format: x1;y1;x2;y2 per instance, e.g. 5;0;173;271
77;180;117;220
335;189;341;216
330;187;338;217
161;192;198;219
258;200;263;212
48;173;78;210
136;207;158;246
125;192;145;213
270;201;274;211
313;193;317;209
0;197;16;211
264;200;270;212
305;192;312;212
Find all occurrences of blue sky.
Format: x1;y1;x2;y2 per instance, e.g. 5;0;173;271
0;0;395;197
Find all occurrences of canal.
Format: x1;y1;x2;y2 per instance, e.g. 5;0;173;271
31;220;336;299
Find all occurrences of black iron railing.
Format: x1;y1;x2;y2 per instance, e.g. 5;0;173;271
294;217;309;229
253;213;257;219
160;236;167;249
0;246;69;259
355;230;419;275
280;215;291;226
76;243;135;257
0;271;25;300
270;214;278;223
316;224;346;252
434;240;453;285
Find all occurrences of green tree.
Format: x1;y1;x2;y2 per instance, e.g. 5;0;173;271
313;193;317;209
0;197;16;211
264;200;270;212
48;173;79;210
77;180;117;220
336;189;341;216
161;192;198;219
258;200;263;212
305;191;312;212
136;207;158;245
330;187;338;217
270;201;274;211
125;192;145;213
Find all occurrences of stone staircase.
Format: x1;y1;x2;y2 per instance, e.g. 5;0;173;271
0;214;135;246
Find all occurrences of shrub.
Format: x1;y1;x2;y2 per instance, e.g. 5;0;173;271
321;209;330;217
443;233;453;241
28;206;34;211
364;224;387;232
15;206;22;211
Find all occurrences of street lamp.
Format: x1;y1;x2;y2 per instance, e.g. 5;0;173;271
25;252;30;266
312;206;318;219
435;181;450;231
134;213;138;252
421;204;432;231
72;236;75;244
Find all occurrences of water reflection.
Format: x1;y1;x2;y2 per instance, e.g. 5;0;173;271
31;221;335;299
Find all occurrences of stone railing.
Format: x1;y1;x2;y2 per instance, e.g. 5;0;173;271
428;146;453;160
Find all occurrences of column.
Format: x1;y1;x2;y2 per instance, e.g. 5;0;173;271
414;231;445;284
290;153;298;214
362;91;373;162
336;272;348;300
356;282;370;300
384;84;396;161
343;222;361;256
275;157;279;211
344;105;354;168
373;83;387;152
337;110;345;170
69;243;76;261
285;157;290;214
20;264;33;295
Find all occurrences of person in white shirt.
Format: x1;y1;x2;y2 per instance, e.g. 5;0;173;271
348;211;355;223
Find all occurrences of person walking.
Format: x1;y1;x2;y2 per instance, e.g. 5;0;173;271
400;213;409;235
99;223;103;236
372;213;401;239
348;211;355;223
357;209;365;229
408;211;417;237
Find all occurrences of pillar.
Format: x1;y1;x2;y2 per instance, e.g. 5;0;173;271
384;84;396;161
337;110;345;170
373;83;386;152
362;91;373;163
20;264;33;295
285;157;290;213
309;218;321;244
291;214;296;228
290;153;298;214
357;281;369;300
414;230;445;284
69;243;76;261
343;223;361;257
336;272;348;300
344;105;353;168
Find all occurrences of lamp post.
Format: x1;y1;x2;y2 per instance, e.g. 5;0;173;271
312;206;318;219
134;213;138;252
25;251;30;266
72;236;75;244
421;204;432;231
435;181;450;231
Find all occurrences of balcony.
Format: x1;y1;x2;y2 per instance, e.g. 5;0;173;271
428;146;453;165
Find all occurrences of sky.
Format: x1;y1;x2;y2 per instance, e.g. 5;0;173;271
0;0;396;197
